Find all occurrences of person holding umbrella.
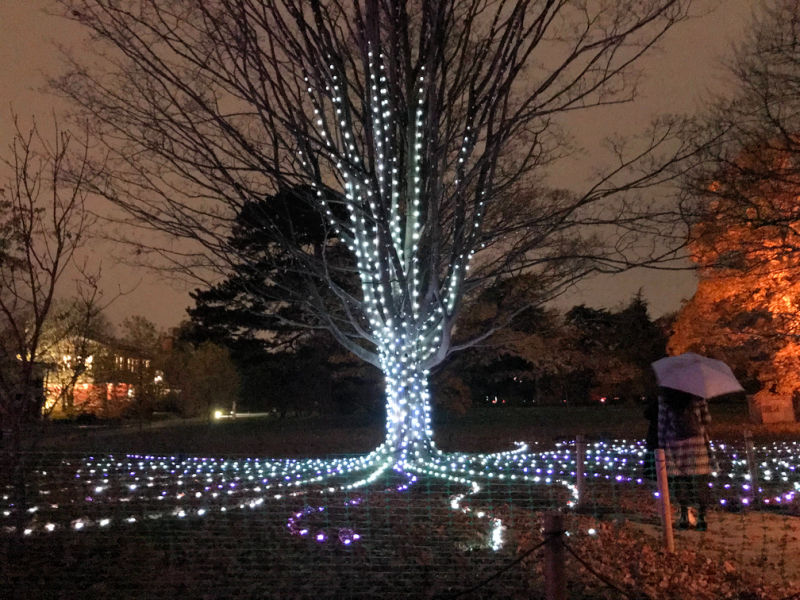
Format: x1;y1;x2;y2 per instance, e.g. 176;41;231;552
651;353;744;531
656;386;713;530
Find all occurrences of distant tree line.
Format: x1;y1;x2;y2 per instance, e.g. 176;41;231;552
185;273;668;419
443;291;668;412
180;190;670;419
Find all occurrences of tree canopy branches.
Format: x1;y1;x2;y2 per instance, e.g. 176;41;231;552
681;0;800;275
55;0;695;371
0;115;100;450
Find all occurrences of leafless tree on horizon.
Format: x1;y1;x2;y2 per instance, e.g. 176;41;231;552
0;116;107;528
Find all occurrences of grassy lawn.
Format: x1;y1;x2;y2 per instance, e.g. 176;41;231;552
34;397;794;457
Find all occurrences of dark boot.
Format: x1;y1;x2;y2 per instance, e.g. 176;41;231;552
677;506;690;529
696;507;707;531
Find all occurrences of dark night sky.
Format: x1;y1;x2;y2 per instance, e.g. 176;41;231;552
0;0;755;329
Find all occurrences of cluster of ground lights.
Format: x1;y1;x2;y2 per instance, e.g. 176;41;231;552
3;440;799;549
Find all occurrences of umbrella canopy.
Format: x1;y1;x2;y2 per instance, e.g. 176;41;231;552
651;352;744;399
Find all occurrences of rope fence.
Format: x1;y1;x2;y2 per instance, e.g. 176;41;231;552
2;432;800;599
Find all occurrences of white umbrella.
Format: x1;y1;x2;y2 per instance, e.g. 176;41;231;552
651;352;744;399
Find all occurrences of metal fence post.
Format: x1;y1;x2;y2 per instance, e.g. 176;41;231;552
744;429;759;505
544;512;567;600
655;448;675;553
575;435;585;509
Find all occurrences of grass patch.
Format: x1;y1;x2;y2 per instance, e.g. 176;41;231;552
34;398;786;457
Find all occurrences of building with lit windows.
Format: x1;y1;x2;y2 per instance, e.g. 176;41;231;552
43;337;162;419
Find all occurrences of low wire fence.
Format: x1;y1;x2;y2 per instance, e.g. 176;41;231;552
2;437;800;599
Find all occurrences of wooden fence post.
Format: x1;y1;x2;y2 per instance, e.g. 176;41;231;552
744;430;759;505
544;512;567;600
655;449;675;553
575;435;586;509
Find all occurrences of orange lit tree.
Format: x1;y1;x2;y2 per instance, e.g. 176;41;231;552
673;0;800;420
670;143;800;418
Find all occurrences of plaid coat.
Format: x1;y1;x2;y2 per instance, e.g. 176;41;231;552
657;396;712;476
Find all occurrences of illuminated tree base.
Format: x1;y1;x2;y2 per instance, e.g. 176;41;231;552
273;441;577;549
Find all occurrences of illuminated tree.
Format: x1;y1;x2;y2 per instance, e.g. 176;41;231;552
55;0;695;490
681;0;800;261
674;0;800;419
670;146;800;416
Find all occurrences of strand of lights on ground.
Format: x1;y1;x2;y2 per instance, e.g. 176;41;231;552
4;439;800;547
